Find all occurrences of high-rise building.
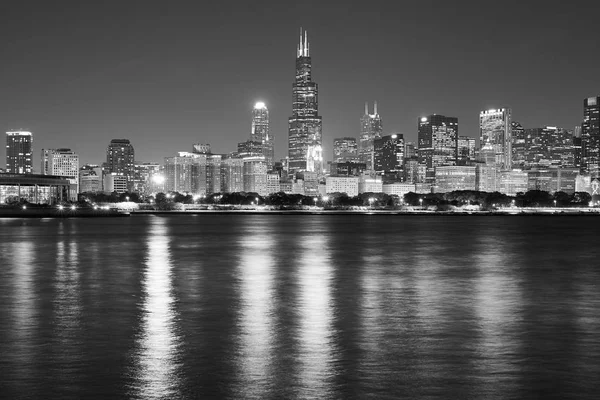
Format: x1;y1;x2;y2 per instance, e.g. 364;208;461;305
106;139;135;190
521;126;575;168
418;114;458;181
41;148;79;198
404;142;416;159
435;166;476;192
374;134;405;173
79;165;102;193
573;125;583;169
582;96;600;177
359;102;383;169
243;156;268;195
251;102;274;169
333;137;359;163
134;162;161;195
237;140;263;158
6;131;33;174
288;29;323;174
220;156;244;193
511;121;526;168
457;136;476;165
479;108;512;170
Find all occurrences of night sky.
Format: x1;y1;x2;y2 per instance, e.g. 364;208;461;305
1;1;598;170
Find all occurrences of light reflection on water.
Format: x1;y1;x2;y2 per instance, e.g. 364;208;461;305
0;215;599;399
129;216;182;399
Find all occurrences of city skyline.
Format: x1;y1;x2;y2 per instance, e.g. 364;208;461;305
0;1;599;167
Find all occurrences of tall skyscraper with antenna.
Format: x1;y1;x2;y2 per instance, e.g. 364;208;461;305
288;28;323;174
359;102;383;170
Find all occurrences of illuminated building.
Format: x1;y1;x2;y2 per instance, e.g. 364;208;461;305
573;126;583;168
6;131;33;174
358;174;383;193
242;156;268;195
41;148;79;199
382;183;416;197
325;176;359;196
79;166;102;193
374;133;405;173
296;171;318;196
251;102;274;169
359;102;383;169
403;157;426;184
479;108;512;170
527;168;579;194
333;137;359;163
220;156;243;193
288;29;323;174
329;162;367;177
476;164;497;192
582;96;600;177
511;121;526;168
418;114;458;181
0;173;70;204
237;140;263;158
404;142;416;159
457;136;476;165
498;170;528;196
164;151;221;195
521;126;575;168
103;173;128;194
106;139;135;191
133;162;161;195
434;166;476;192
266;172;280;194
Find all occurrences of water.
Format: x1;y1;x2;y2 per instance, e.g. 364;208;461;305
0;214;599;399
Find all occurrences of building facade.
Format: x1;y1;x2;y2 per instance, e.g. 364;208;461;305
41;148;79;199
333;137;359;163
325;176;359;196
418;115;458;181
6;131;33;174
582;96;600;177
479;108;512;170
242;156;268;195
288;29;323;174
251;102;274;169
457;136;476;165
358;102;383;170
434;166;476;192
374;134;405;173
106;139;135;190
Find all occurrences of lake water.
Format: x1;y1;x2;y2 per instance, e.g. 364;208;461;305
1;214;599;399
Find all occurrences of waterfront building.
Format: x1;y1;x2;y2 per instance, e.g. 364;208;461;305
359;174;383;194
103;173;128;194
133;162;161;195
0;173;70;204
243;156;268;195
359;102;383;170
329;162;367;177
279;180;293;194
582;96;600;177
6;131;33;174
325;176;359;196
266;172;280;194
418;114;458;181
164;152;199;194
575;174;591;194
374;133;405;173
457;136;476;165
498;170;528;196
415;183;433;194
106;139;135;191
382;183;416;198
479;108;512;170
527;168;579;194
220;156;244;193
251;102;274;169
333;137;359;163
79;166;102;193
296;171;318;196
41;148;79;199
475;164;497;192
288;29;323;174
434;166;476;193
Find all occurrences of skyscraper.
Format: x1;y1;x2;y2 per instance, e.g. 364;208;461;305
457;136;476;165
6;131;33;174
417;114;458;181
359;102;383;170
511;121;526;168
288;29;323;175
479;108;512;170
106;139;135;190
251;102;274;169
582;96;600;177
374;134;405;173
41;148;79;198
333;137;359;163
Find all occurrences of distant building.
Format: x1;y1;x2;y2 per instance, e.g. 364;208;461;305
527;168;579;194
475;164;497;192
329;162;367;177
359;174;383;194
134;162;161;195
358;102;383;170
582;96;600;177
0;173;70;204
383;183;416;198
434;166;476;192
103;173;128;194
288;29;323;174
374;133;404;173
333;137;359;163
266;172;281;194
221;156;244;193
326;176;359;196
251;102;274;169
243;156;268;195
404;142;416;159
106;139;135;190
498;170;528;196
479;108;512;170
418;114;458;181
511;121;526;168
41;148;79;200
79;168;102;193
403;157;426;184
457;136;476;165
6;131;33;174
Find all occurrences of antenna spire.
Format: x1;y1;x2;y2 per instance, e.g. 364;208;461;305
374;101;378;115
365;102;369;115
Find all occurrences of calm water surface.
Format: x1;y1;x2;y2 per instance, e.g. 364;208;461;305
0;214;599;399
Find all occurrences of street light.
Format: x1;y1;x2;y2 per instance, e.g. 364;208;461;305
419;198;423;208
554;199;557;208
323;196;329;202
125;196;130;202
369;197;375;208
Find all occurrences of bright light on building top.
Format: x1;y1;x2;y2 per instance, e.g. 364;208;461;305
6;131;32;136
254;102;266;110
420;117;427;122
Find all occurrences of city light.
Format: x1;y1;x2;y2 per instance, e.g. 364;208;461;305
71;205;77;210
22;205;27;210
152;175;165;184
58;205;64;210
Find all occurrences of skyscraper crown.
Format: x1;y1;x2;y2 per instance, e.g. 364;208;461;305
297;28;309;58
